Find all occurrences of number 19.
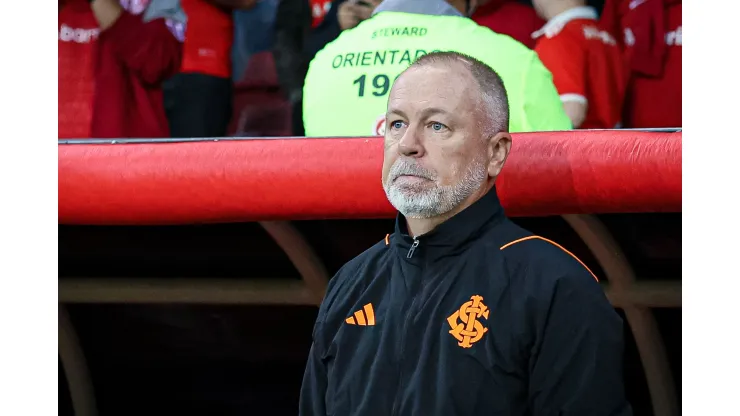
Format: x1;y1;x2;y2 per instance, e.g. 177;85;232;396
353;74;391;97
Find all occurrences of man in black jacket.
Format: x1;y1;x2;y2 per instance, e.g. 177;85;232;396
299;51;632;416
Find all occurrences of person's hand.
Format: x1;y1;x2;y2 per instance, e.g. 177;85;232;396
337;1;362;31
353;0;383;21
338;0;383;31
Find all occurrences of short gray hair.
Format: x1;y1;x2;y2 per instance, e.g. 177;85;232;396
406;51;510;137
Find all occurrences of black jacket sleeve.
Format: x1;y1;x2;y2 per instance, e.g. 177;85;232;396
527;268;632;415
298;264;345;416
299;336;328;416
298;242;386;415
272;0;311;103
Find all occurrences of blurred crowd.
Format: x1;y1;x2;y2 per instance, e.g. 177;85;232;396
58;0;681;140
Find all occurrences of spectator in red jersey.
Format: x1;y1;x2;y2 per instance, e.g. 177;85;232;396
472;0;545;49
58;0;184;139
600;0;681;128
531;0;628;129
164;0;257;139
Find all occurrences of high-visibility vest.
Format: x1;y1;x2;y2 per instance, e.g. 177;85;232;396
302;11;572;136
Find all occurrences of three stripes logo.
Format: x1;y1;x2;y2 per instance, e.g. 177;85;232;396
345;303;376;326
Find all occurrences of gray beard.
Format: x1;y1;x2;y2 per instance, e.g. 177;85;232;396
383;158;487;219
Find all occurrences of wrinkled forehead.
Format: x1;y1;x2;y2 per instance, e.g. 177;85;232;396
388;64;478;116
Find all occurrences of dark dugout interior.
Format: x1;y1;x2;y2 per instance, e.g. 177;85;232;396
59;212;680;415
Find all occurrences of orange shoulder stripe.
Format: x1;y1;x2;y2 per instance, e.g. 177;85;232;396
499;236;599;282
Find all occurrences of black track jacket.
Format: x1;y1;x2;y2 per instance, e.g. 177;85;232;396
300;188;632;416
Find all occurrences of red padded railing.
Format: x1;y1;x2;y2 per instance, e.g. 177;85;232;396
58;130;681;225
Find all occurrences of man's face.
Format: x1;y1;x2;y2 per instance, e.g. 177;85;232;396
381;64;490;219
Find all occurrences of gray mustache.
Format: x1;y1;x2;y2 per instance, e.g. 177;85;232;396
390;159;436;181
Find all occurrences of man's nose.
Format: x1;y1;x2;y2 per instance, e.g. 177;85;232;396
398;125;425;158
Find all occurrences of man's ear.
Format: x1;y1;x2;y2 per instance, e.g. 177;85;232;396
487;132;512;178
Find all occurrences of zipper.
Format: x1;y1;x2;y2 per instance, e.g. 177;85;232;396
392;237;422;415
391;295;418;415
406;238;419;258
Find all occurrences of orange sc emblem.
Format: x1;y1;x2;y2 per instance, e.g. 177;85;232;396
447;295;489;348
345;303;376;326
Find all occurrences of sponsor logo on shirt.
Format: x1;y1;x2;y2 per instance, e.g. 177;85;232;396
623;25;682;47
59;24;99;43
447;295;489;348
666;26;682;46
583;26;617;46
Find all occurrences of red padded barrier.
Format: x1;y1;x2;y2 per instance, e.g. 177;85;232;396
58;130;682;225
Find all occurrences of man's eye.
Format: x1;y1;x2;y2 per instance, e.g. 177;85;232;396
391;120;406;130
430;122;447;131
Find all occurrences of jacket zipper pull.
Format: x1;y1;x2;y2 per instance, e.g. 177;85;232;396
407;238;419;258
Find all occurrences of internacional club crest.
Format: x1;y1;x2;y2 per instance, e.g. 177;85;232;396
447;295;489;348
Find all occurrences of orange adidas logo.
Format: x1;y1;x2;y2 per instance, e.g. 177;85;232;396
345;303;376;326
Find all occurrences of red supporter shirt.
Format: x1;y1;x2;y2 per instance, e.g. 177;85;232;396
472;0;544;49
601;0;681;128
58;0;184;139
58;0;98;139
533;6;628;129
179;0;234;78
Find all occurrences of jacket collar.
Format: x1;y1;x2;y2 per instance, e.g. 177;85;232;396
392;187;506;260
